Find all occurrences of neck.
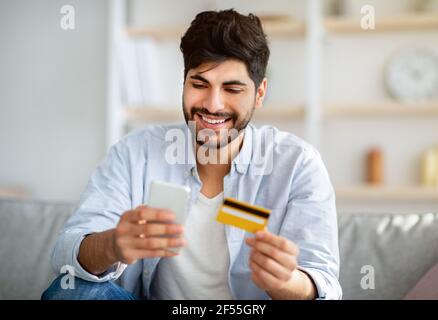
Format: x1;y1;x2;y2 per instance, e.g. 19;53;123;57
195;131;245;197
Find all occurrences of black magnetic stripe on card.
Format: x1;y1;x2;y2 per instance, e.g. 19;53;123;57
223;199;270;219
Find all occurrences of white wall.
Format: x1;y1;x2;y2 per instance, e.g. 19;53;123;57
0;0;109;202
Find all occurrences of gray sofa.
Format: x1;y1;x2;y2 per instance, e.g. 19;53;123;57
1;197;437;300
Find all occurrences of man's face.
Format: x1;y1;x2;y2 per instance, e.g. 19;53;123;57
183;59;266;149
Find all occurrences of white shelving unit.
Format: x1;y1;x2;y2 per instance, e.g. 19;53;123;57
336;185;438;201
107;0;438;203
107;0;126;149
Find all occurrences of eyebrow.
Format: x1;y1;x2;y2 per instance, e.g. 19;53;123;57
190;74;247;86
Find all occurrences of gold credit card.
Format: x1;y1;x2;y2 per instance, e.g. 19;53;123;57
216;197;271;233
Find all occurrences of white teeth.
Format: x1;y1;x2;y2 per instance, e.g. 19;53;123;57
201;115;226;124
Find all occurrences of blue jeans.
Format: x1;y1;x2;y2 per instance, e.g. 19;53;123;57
41;275;141;300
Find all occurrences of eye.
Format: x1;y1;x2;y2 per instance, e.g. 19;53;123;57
225;88;243;94
192;83;207;89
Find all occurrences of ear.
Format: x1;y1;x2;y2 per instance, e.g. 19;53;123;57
254;78;267;110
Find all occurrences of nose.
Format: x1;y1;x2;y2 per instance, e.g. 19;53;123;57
203;88;225;114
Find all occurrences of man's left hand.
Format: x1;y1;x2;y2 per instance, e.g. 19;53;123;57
245;230;299;293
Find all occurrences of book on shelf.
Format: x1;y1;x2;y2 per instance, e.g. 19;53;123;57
119;38;167;108
119;40;141;106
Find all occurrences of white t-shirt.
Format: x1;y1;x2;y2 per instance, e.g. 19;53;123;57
150;192;233;300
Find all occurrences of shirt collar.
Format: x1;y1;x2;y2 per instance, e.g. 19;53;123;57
232;123;253;175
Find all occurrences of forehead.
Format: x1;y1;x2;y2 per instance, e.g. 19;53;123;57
187;59;251;82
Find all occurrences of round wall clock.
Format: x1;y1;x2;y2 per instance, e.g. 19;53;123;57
385;48;438;102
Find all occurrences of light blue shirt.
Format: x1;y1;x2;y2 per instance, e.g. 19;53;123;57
51;123;342;300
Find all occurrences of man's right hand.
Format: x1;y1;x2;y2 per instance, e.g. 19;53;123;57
110;205;186;265
78;205;186;276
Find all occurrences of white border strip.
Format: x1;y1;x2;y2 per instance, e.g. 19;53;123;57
221;206;266;225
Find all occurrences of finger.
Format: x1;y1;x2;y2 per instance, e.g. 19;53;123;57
119;209;136;223
251;269;264;288
246;238;297;271
255;231;299;256
250;250;292;282
251;267;274;291
131;236;186;250
131;248;180;259
249;260;283;290
125;206;176;224
129;222;184;237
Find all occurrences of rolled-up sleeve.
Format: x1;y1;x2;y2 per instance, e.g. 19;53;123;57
282;147;342;300
51;138;134;282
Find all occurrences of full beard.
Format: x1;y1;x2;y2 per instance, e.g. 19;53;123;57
183;102;254;149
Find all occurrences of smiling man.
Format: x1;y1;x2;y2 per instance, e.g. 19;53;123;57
42;9;342;300
184;60;258;150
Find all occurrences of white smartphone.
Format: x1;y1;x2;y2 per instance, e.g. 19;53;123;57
147;181;190;252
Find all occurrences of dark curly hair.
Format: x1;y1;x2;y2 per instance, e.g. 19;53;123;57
180;9;270;88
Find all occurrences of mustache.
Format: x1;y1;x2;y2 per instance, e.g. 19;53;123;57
190;107;236;120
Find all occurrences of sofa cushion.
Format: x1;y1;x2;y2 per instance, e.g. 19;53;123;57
1;197;437;300
0;198;75;299
338;212;438;300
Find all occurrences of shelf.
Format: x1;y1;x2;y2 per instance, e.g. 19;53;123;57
123;107;183;122
325;102;438;118
124;102;438;122
261;20;305;37
125;26;187;39
325;12;438;34
253;105;304;120
123;105;304;123
125;13;438;39
0;187;28;199
336;185;438;201
125;19;305;39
